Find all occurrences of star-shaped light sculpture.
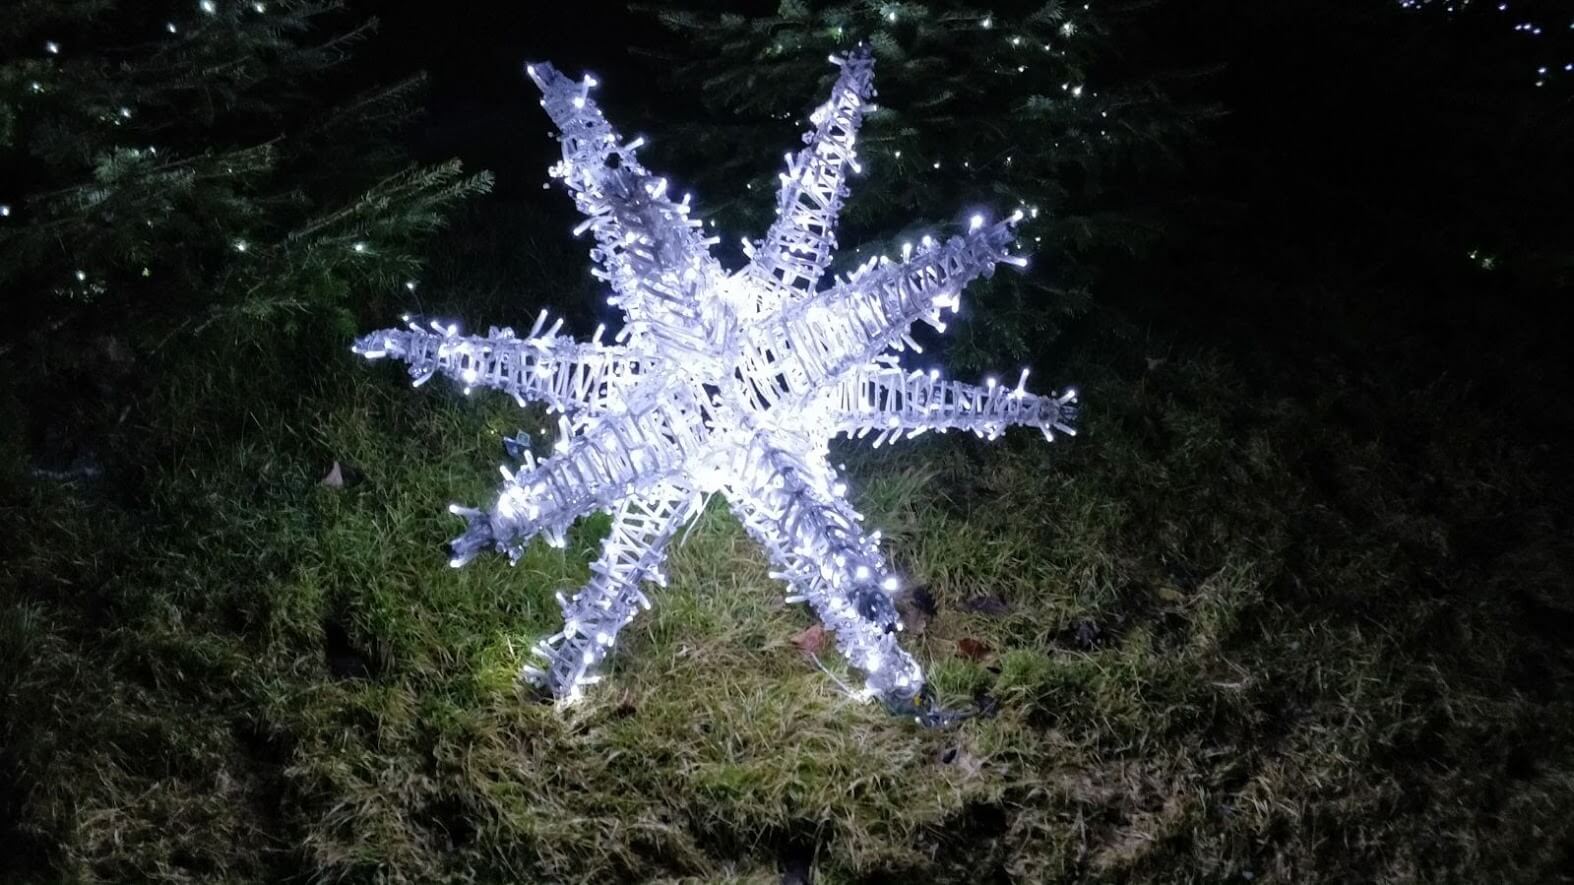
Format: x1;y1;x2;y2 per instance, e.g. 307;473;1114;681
354;48;1079;724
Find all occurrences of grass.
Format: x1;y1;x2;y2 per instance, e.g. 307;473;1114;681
3;202;1573;883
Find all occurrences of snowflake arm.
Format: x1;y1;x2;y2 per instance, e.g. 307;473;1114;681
743;47;876;313
352;315;644;417
737;217;1025;412
522;482;697;700
832;365;1080;445
447;381;711;565
725;433;925;706
526;62;727;356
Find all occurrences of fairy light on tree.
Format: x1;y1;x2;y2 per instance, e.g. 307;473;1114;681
355;48;1080;724
1;0;488;489
1398;0;1574;86
642;0;1208;369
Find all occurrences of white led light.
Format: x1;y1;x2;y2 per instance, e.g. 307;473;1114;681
354;48;1078;717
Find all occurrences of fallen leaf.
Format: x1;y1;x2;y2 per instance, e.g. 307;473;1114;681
320;461;345;489
961;594;1010;616
895;585;936;636
613;690;638;718
790;624;831;656
936;745;985;777
956;637;993;662
1155;584;1186;604
1073;619;1101;649
973;690;1001;719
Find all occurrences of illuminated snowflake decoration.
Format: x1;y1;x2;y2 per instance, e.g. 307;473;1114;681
355;48;1079;724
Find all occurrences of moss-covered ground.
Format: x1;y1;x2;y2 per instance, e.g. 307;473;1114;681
3;203;1572;883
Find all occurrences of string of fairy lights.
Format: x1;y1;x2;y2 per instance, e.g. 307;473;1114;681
1398;0;1574;86
13;1;1104;260
811;6;1104;176
355;46;1079;724
4;0;376;300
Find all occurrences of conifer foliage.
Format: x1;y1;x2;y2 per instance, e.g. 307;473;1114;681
0;0;490;349
641;0;1206;362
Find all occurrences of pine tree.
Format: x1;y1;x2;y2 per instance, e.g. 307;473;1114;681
638;0;1208;365
0;0;490;474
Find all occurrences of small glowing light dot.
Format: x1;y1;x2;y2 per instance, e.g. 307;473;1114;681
969;213;985;231
0;205;10;217
405;280;417;291
352;242;367;253
75;270;86;281
45;41;60;54
200;0;216;13
234;239;248;252
166;22;178;33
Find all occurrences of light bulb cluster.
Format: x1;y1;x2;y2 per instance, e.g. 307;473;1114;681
1397;0;1574;85
355;47;1081;724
